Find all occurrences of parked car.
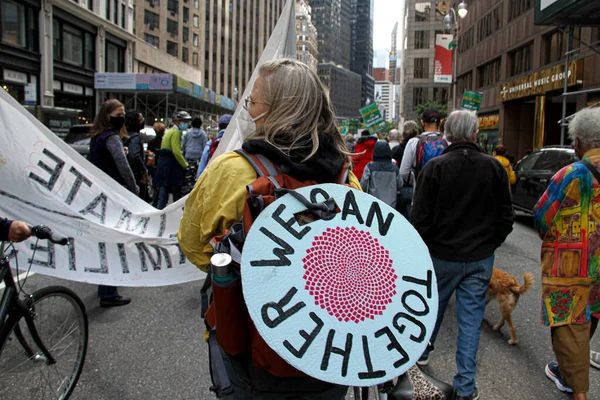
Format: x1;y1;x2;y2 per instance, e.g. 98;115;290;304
64;124;93;158
512;145;577;214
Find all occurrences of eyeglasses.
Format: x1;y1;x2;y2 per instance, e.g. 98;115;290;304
243;95;267;111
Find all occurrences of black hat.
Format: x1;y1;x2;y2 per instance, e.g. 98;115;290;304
422;108;440;123
173;110;192;121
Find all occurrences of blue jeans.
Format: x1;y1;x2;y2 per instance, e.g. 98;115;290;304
424;255;494;396
98;285;118;299
157;186;182;210
397;186;413;222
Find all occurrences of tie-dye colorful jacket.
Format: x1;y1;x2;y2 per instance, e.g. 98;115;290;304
534;149;600;327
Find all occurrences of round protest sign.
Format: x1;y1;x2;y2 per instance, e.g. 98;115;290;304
241;184;438;387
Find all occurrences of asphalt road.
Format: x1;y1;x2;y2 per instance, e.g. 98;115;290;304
2;215;598;399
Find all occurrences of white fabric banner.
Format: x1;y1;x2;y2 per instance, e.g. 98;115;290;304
0;0;296;287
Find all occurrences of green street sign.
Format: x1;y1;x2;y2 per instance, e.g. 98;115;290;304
461;91;483;112
359;103;386;133
348;119;359;134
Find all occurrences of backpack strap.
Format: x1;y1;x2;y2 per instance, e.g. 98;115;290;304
235;149;281;188
336;166;349;184
581;159;600;183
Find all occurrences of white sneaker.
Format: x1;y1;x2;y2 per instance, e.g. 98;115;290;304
591;351;600;369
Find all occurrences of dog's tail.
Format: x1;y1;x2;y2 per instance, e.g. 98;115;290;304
511;272;534;294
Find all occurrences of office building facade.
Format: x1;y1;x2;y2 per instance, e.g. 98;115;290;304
1;0;135;129
455;0;600;159
135;0;286;103
296;0;318;71
401;0;451;122
318;62;362;119
350;0;374;106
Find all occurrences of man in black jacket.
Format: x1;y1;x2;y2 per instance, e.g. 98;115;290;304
411;110;514;400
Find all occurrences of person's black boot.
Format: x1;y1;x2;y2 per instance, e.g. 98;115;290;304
100;296;131;308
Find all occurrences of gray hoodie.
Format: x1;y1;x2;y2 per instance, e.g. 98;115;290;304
360;141;403;208
182;128;208;160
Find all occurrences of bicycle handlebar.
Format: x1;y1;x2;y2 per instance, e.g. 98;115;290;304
30;226;69;246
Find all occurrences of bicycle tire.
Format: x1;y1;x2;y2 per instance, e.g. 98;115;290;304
0;286;88;400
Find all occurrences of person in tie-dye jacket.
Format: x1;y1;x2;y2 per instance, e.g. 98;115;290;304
534;107;600;400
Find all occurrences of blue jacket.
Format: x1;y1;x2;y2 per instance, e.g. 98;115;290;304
182;128;208;161
196;129;225;178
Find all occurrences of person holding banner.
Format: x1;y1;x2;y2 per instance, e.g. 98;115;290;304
0;218;31;242
179;59;359;399
90;99;135;307
155;110;192;209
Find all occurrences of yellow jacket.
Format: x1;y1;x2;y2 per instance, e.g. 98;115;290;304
178;151;361;272
495;155;516;190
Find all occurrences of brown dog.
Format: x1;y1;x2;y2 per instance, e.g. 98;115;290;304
486;268;534;345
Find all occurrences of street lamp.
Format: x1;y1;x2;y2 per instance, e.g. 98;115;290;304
444;1;468;111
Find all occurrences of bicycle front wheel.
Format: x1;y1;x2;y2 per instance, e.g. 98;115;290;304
0;286;88;400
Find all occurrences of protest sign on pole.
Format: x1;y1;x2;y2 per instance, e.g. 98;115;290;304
359;103;386;134
461;90;483;112
242;184;438;386
0;0;297;287
433;34;453;84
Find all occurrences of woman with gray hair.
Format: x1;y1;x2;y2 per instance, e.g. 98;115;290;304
534;107;600;400
179;59;360;399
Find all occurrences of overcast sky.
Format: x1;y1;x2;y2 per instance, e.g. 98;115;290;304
373;0;404;51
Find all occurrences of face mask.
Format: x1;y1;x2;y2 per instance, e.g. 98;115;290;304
110;116;125;131
179;122;189;131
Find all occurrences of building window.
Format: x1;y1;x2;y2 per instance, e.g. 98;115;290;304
478;58;502;87
1;0;37;51
193;33;198;47
183;6;189;22
458;27;474;54
433;87;448;103
414;57;429;79
182;47;189;63
413;87;427;110
167;19;178;36
415;2;430;22
508;0;533;22
193;14;199;27
105;0;109;19
193;0;198;8
509;42;533;76
167;0;178;14
113;0;118;24
53;20;95;69
144;33;159;48
120;4;125;28
414;30;429;49
192;51;198;66
182;26;189;42
145;0;159;7
543;28;580;65
105;41;124;72
456;71;473;97
478;4;503;41
167;40;178;57
87;0;93;11
435;0;449;21
144;10;159;29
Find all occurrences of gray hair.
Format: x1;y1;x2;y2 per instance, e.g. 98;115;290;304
444;110;479;143
402;120;419;140
246;58;351;164
569;107;600;148
389;129;399;141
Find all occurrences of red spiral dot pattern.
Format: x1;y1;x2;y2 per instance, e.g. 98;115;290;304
302;226;397;324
